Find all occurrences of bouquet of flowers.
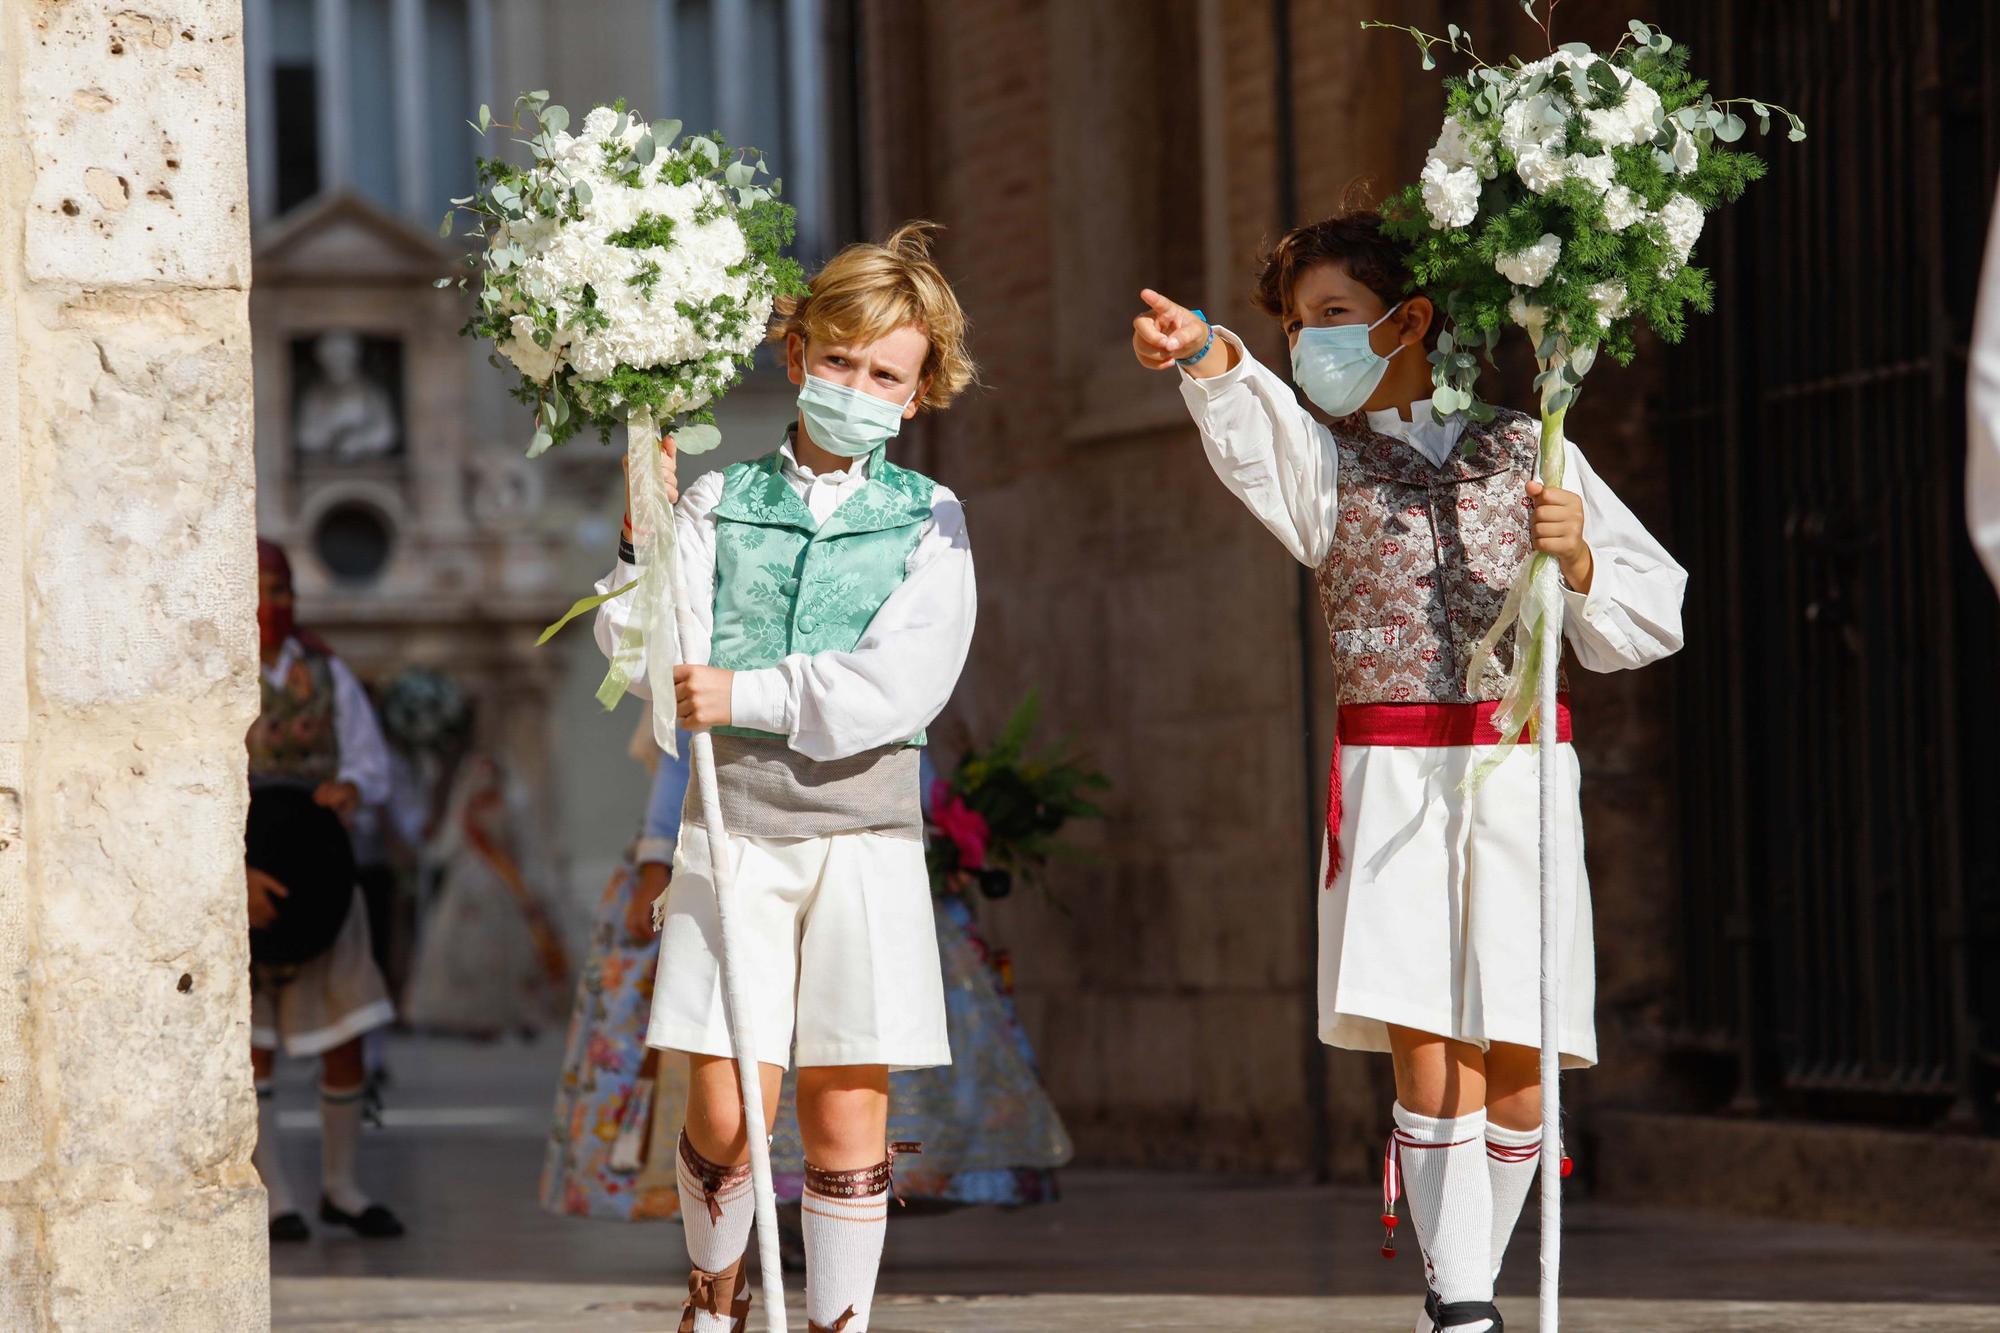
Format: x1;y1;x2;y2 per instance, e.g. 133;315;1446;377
926;693;1111;903
1364;10;1804;758
442;91;804;458
444;92;808;723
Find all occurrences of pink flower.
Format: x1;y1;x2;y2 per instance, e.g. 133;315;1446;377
929;780;989;871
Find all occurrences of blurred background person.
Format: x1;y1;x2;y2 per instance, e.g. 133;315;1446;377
543;710;695;1222
247;537;406;1243
403;747;572;1038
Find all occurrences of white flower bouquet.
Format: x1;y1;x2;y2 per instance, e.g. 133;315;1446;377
1363;13;1805;755
442;91;804;458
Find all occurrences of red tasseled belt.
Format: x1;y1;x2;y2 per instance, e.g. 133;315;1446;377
1324;697;1575;887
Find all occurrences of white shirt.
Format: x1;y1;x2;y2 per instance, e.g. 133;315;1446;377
260;637;393;805
1179;328;1687;673
594;438;978;763
1969;186;2000;593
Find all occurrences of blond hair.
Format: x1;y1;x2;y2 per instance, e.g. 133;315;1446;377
770;220;976;410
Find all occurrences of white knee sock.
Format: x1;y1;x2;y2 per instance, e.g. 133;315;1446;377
802;1157;894;1332
1484;1121;1542;1283
676;1133;755;1333
252;1080;296;1219
1391;1103;1494;1329
319;1082;372;1215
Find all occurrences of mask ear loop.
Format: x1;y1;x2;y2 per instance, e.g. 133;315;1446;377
1372;300;1410;363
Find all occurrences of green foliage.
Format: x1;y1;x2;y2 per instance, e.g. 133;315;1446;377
927;691;1112;903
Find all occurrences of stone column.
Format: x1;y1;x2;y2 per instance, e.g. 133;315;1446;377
0;3;267;1329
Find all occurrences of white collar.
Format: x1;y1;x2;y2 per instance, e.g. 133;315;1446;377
781;431;869;485
1365;399;1469;466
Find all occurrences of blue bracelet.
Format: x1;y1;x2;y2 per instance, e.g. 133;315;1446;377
1176;309;1215;366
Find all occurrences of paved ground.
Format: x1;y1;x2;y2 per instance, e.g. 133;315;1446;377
268;1034;2000;1330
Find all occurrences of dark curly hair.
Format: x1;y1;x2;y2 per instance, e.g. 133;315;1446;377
1252;210;1422;327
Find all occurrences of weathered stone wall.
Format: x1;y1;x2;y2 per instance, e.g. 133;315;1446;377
0;2;267;1327
857;0;1686;1181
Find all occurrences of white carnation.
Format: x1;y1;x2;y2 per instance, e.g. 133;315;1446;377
1602;184;1646;231
1567;152;1617;195
1516;146;1568;196
1658;193;1705;264
1670;126;1700;174
1581;68;1665;150
1587;279;1628;328
1420;157;1482;230
1496;233;1563;289
1430;115;1496;179
1501;92;1566;158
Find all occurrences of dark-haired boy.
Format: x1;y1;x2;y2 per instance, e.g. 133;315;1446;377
1133;212;1685;1333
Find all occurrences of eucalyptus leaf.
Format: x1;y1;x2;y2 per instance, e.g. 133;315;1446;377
527;426;554;459
438;210;454;238
478;104;492;131
673;422;723;455
1652;35;1672;53
1758;114;1773;135
1519;0;1535;16
1629;19;1652;40
634;134;656;165
1560;41;1593;56
574;180;592;206
1421;46;1436;71
1749;100;1768;117
1788;125;1807;142
1438;329;1455;353
541;104;569;134
1447;22;1459;42
653;118;683;144
1716;112;1746;142
433;277;452;288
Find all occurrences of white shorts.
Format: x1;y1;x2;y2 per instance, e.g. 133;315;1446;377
647;828;950;1071
1321;740;1597;1068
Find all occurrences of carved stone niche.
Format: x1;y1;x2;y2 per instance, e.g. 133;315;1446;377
248;191;570;878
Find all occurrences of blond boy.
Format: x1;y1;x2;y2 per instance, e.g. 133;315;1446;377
595;222;977;1333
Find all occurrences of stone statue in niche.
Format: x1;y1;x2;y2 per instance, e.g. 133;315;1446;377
295;331;400;461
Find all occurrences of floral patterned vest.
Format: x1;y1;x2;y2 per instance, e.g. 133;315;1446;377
1315;407;1567;705
247;646;340;785
708;444;937;745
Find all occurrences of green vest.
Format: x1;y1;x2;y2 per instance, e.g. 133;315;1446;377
709;444;937;745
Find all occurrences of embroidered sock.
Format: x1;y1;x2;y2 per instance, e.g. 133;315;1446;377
252;1080;295;1219
802;1157;894;1332
319;1082;373;1215
676;1133;754;1333
1391;1103;1494;1330
1484;1120;1542;1283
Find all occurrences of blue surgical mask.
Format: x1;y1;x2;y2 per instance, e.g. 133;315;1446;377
797;373;913;459
1289;302;1406;418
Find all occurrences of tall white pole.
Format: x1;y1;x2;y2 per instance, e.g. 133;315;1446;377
1536;418;1567;1333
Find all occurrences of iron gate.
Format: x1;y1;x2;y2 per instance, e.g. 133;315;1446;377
1658;0;2000;1125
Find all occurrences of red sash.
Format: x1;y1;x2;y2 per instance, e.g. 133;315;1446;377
1324;698;1574;886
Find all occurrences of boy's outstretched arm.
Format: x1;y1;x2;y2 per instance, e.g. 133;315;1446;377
1133;289;1237;378
1132;288;1338;568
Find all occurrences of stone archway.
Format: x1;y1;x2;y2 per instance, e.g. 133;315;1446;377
1;2;268;1328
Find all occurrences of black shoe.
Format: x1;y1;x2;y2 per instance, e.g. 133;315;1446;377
268;1212;311;1243
1428;1295;1503;1332
318;1196;406;1238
